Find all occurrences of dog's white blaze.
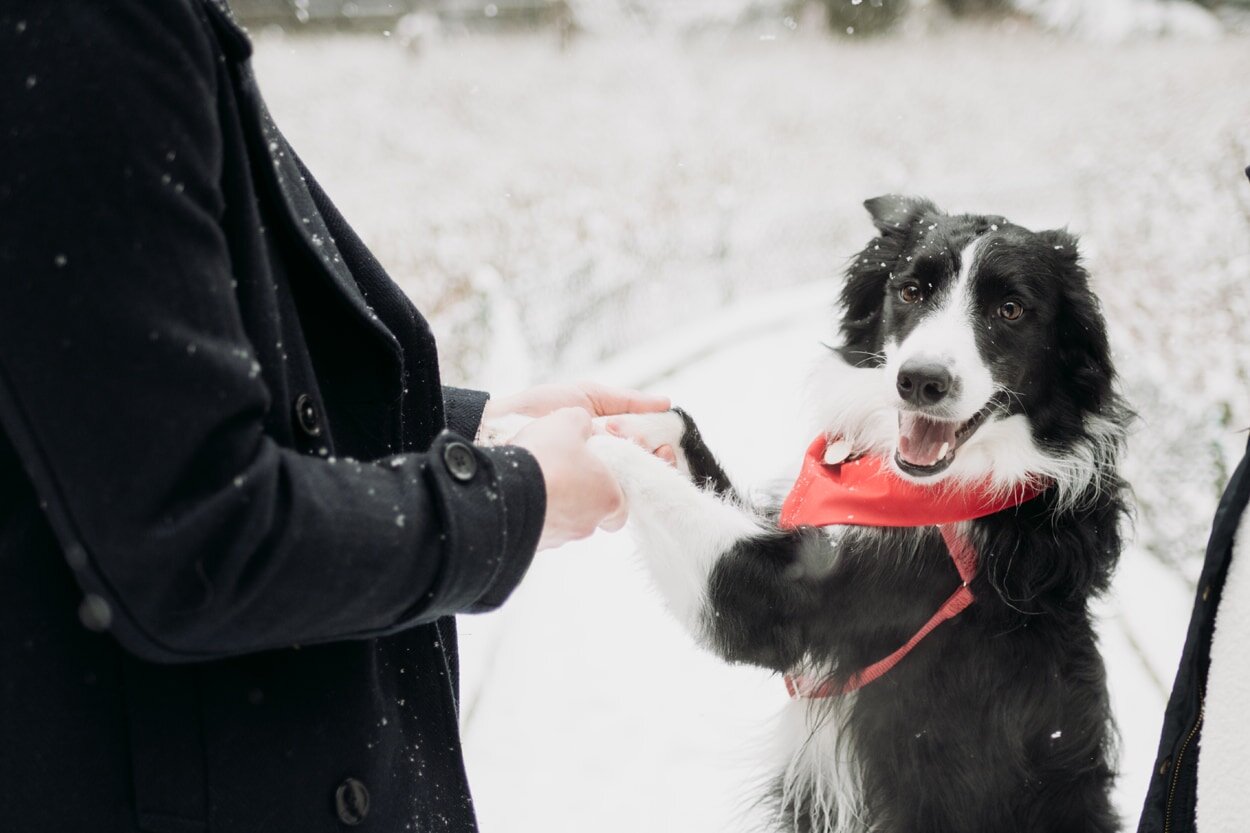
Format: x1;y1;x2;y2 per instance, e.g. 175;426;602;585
884;238;996;424
589;434;762;636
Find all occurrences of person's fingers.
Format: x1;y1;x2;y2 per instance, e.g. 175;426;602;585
577;381;670;416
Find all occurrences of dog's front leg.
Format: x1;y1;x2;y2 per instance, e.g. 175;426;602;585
594;412;829;673
588;430;764;642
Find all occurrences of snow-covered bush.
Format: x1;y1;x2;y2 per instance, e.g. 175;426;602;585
566;0;798;34
1094;143;1250;577
1016;0;1224;40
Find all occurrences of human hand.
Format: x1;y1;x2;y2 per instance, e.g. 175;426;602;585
483;381;670;424
511;408;628;551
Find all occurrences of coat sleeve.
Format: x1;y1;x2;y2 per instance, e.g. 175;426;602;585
443;387;492;440
0;0;544;663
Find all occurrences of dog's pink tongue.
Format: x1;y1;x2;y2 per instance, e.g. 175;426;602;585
898;412;958;467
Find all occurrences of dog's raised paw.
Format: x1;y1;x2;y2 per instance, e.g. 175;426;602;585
587;433;691;503
596;410;691;475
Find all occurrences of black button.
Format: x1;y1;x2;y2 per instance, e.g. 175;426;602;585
293;393;322;438
443;441;477;482
334;777;370;826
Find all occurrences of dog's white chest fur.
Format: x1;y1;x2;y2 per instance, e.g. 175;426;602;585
773;697;869;833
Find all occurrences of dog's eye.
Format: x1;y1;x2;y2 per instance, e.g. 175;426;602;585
899;283;924;304
998;301;1024;321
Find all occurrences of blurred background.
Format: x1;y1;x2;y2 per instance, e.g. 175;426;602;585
240;1;1250;829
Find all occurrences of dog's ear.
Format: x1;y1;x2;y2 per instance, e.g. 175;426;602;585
838;196;939;364
1036;228;1079;264
1041;229;1117;416
863;195;937;237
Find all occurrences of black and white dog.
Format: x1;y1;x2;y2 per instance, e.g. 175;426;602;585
590;196;1130;833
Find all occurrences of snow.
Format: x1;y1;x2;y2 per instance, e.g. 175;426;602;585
248;23;1249;832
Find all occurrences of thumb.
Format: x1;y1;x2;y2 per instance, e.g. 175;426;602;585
598;482;629;532
578;381;671;417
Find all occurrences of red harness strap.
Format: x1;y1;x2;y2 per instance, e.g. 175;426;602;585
778;436;1045;699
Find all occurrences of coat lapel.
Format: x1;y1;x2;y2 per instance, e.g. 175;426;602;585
200;0;402;359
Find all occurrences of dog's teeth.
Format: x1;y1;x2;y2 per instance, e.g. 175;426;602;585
938;442;950;459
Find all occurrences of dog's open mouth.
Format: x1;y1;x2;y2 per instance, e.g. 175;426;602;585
894;399;998;477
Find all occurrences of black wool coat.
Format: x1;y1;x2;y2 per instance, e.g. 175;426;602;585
0;2;546;831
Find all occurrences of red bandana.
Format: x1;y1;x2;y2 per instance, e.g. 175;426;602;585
778;436;1047;698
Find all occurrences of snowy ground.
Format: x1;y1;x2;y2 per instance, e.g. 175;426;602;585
249;23;1250;832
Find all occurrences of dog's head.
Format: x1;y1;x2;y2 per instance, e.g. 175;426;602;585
817;195;1124;501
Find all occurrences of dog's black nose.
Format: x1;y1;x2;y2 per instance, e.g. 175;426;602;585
897;361;953;407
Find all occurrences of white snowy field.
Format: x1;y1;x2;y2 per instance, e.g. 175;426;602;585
249;21;1249;831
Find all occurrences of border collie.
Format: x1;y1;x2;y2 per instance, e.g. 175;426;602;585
589;195;1130;833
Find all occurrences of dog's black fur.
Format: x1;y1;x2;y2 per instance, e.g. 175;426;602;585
676;197;1130;833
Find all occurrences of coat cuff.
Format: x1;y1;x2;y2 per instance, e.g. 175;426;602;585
443;387;491;441
470;444;547;611
422;431;545;616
